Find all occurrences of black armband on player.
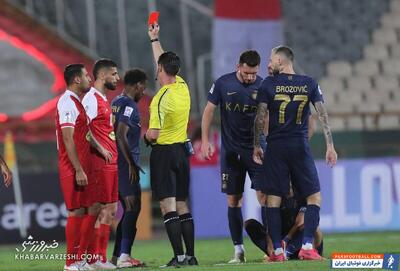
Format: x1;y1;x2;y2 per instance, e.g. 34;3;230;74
150;38;159;43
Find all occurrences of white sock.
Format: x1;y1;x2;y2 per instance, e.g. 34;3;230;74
302;243;313;250
274;248;284;255
119;253;130;260
177;255;186;262
234;244;245;255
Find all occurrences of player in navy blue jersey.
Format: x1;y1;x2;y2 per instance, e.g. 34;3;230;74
253;46;337;261
201;50;268;263
111;69;147;268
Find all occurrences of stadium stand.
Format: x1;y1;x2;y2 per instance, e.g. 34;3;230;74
2;0;398;134
294;0;400;131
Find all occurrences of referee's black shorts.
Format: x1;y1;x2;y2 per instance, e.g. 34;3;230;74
150;143;190;201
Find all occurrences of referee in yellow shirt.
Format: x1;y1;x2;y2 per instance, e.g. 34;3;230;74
144;21;197;267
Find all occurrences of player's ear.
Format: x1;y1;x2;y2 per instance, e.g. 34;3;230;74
236;63;240;71
74;76;81;85
98;70;105;80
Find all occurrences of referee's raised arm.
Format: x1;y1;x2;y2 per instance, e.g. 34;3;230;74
148;23;164;65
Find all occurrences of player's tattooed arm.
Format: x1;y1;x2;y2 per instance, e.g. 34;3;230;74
254;102;268;148
87;131;113;163
253;102;268;165
315;101;337;167
314;101;333;146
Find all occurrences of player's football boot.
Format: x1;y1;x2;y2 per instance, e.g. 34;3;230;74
186;256;199;265
63;263;80;271
160;257;188;268
64;260;94;270
117;256;145;268
228;253;246;263
90;260;117;270
268;252;285;262
298;248;323;260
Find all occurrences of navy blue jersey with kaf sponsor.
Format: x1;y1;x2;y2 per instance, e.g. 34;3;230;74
208;72;263;151
111;94;141;165
257;73;324;141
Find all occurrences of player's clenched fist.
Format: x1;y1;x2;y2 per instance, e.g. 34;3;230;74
326;146;337;168
253;146;264;165
1;163;12;187
201;141;214;160
75;168;88;186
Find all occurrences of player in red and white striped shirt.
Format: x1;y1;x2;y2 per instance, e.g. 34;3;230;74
82;59;120;270
56;64;93;271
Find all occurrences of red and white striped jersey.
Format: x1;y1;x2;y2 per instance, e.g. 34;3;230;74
55;90;91;178
82;87;118;169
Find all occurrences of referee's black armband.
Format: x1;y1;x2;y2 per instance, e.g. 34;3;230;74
150;38;159;43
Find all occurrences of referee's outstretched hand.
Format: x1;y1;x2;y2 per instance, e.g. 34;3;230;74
253;146;264;165
148;22;159;39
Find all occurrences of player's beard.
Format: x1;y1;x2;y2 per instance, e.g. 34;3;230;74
105;81;117;90
82;85;91;93
238;72;253;85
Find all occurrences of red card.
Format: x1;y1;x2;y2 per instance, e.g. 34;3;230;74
148;11;160;26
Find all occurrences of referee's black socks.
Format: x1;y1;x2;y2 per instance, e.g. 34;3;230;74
179;213;195;257
164;211;184;257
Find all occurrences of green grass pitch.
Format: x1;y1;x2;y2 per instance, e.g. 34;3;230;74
1;231;399;270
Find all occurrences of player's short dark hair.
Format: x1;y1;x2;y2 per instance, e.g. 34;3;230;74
64;63;84;86
124;69;148;86
157;51;180;76
273;46;294;62
93;58;118;80
239;50;261;67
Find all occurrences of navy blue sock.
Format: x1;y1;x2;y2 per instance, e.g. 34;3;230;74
261;206;267;230
120;210;139;255
302;205;320;245
112;214;123;257
228;207;243;245
266;207;282;249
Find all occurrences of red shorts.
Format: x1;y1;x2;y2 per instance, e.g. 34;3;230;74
80;172;97;207
93;167;118;203
59;175;85;210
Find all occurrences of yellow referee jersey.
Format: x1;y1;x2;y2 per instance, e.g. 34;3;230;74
149;76;190;144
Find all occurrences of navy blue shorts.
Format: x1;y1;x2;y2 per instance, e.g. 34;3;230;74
118;161;141;198
263;138;320;198
220;146;265;194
